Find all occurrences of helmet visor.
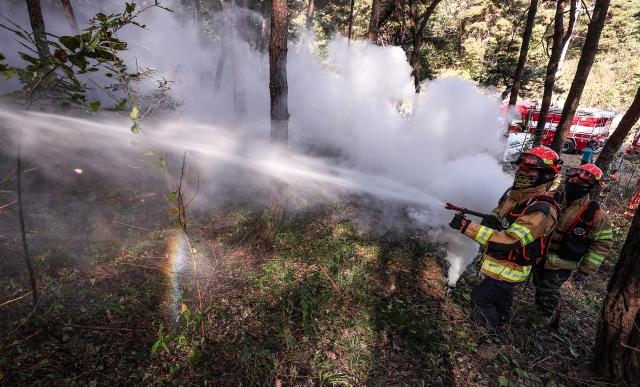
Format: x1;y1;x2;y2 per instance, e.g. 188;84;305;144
514;153;546;169
566;168;596;184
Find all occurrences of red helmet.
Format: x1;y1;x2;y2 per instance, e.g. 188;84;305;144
566;164;603;185
514;146;563;174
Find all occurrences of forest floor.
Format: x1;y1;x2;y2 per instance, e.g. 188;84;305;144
0;151;637;386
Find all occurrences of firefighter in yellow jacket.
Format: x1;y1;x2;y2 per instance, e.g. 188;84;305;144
534;164;613;321
449;146;562;334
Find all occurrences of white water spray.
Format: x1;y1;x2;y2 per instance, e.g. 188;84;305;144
0;2;514;283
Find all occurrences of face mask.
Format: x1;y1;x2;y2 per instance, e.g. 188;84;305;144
565;181;592;202
513;171;547;189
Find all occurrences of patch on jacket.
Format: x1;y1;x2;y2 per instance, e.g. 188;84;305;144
573;227;586;236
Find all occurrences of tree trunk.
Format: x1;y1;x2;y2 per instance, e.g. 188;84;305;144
533;0;566;146
262;0;289;242
508;0;539;106
60;0;80;35
595;87;640;173
410;0;442;92
556;0;580;78
550;0;610;153
348;0;356;42
593;206;640;383
25;0;50;60
269;0;288;143
368;0;381;43
306;0;315;30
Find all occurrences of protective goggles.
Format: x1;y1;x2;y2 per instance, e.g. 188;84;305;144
566;168;598;184
514;153;560;169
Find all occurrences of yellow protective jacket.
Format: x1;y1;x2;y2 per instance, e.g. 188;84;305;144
544;193;613;275
463;185;559;283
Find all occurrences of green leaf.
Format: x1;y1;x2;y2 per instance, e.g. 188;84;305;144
498;375;508;386
69;54;87;70
150;339;161;354
1;67;16;80
112;98;127;111
515;368;528;378
129;105;140;120
167;192;177;202
94;13;108;22
143;150;155;156
18;52;39;64
130;122;140;134
126;3;136;13
89;100;101;112
59;35;80;51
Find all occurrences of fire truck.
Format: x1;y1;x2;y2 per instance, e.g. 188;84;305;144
507;102;617;153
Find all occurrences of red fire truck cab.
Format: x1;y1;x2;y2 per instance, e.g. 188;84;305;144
507;103;616;153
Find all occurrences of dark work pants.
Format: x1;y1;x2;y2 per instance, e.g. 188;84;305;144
534;267;572;317
471;277;515;334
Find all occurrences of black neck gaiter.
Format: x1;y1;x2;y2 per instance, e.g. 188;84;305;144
565;181;592;203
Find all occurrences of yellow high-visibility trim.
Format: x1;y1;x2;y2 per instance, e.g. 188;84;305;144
591;229;613;240
474;225;493;246
546;253;579;269
481;259;531;282
585;251;605;266
507;223;534;245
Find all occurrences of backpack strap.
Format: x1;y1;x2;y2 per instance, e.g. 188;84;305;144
497;187;511;207
562;200;601;239
523;194;560;216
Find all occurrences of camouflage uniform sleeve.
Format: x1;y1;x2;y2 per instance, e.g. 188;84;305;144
578;210;613;275
463;211;556;250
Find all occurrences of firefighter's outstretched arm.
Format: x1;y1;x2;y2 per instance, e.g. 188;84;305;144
450;212;556;250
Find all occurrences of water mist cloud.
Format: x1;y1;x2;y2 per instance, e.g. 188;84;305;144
0;2;513;284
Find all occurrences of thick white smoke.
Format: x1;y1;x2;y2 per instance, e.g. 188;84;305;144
0;1;513;284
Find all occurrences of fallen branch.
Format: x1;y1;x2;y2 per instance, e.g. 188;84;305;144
0;199;17;211
0;329;41;350
318;265;341;295
0;291;32;308
121;262;189;276
66;323;134;332
620;342;640;353
112;220;155;232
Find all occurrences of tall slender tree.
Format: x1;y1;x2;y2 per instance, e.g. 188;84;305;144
269;0;288;144
595;86;640;173
550;0;611;152
556;0;582;78
261;0;289;240
306;0;315;30
534;0;577;145
368;0;381;43
409;0;443;92
507;0;539;107
60;0;80;35
26;0;50;60
347;0;356;42
593;205;640;383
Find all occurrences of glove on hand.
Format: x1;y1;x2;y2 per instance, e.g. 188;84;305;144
573;270;588;283
449;213;470;233
480;215;502;230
